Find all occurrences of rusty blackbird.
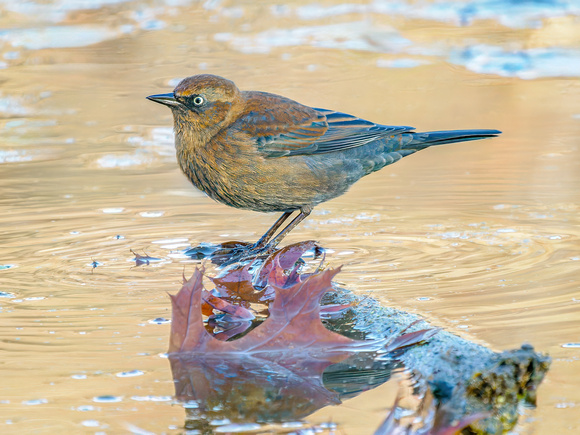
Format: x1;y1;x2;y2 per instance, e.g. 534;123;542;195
148;74;500;253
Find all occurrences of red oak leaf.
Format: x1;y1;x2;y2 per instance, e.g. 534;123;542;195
169;265;356;355
209;263;267;305
168;249;439;429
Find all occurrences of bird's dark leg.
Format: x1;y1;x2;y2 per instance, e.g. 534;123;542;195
265;206;312;251
253;211;293;250
217;208;312;267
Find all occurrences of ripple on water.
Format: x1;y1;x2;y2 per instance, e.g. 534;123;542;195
0;150;35;163
116;370;144;378
81;420;100;427
101;208;125;214
95;152;155;169
320;204;579;305
214;423;263;433
139;211;165;218
130;395;172;402
22;399;48;405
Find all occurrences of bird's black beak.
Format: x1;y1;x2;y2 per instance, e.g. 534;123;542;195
146;93;180;107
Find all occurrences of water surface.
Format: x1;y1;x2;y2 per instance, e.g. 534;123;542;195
1;0;579;433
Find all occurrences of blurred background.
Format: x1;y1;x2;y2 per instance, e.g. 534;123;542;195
0;0;579;433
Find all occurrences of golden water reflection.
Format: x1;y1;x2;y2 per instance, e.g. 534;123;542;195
1;0;579;433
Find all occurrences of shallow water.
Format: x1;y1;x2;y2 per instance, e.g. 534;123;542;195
1;0;579;433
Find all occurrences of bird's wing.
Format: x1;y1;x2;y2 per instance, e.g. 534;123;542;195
303;108;414;155
234;91;329;157
237;97;415;157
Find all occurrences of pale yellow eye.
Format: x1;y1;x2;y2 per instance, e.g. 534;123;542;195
193;96;204;106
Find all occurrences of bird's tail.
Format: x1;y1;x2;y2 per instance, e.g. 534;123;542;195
405;129;501;150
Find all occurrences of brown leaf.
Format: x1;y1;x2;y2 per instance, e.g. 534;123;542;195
203;293;255;321
168;248;441;431
319;302;357;320
169;265;359;354
210;264;267;304
254;240;320;289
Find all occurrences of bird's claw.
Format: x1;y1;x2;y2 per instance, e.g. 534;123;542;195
184;241;276;267
216;243;275;267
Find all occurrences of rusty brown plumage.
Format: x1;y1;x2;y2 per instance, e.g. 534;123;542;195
147;74;500;253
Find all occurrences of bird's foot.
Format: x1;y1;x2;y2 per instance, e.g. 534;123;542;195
216;242;276;267
184;241;250;260
183;241;272;267
184;240;324;269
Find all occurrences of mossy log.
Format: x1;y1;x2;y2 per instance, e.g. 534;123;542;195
323;287;551;434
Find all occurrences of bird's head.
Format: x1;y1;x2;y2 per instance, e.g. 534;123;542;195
147;74;242;139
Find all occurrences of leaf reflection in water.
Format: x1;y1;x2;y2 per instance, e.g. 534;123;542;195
168;243;437;431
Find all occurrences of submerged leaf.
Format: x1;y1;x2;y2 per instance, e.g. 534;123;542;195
203;292;255;321
210;263;267;304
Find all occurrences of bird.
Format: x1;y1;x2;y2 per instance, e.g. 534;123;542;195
147;74;500;257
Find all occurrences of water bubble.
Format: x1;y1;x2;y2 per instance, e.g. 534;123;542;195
93;395;123;403
148;318;170;325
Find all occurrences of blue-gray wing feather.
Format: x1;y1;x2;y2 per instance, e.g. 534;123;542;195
256;108;414;157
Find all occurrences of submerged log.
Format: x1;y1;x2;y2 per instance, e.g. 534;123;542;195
322;287;551;434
